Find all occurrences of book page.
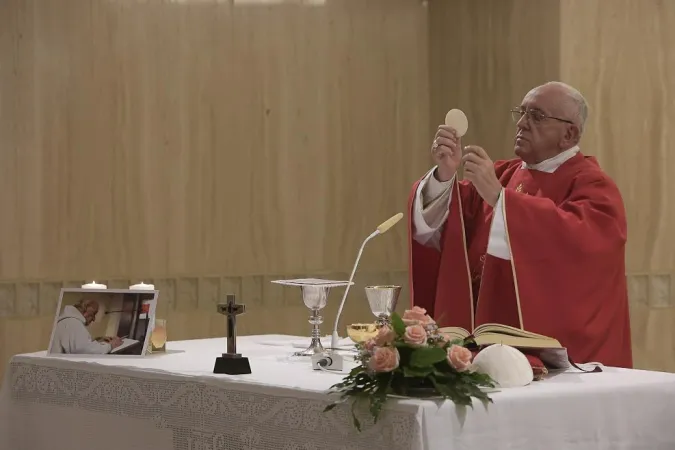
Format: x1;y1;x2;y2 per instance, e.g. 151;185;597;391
474;323;560;342
438;327;470;341
474;333;562;349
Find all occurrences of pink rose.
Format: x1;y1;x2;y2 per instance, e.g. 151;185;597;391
403;324;428;347
402;306;435;326
373;325;395;347
447;344;472;372
368;346;400;372
363;339;376;353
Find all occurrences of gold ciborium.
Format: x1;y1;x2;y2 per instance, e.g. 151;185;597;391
150;318;167;353
346;323;378;344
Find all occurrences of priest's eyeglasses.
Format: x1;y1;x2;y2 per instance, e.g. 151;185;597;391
510;108;575;125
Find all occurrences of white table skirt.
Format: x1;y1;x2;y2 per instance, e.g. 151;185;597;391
2;335;675;450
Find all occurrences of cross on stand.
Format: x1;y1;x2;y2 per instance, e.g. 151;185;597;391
217;294;246;356
213;294;252;375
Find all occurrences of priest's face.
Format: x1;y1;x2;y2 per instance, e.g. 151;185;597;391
82;301;99;325
513;85;580;164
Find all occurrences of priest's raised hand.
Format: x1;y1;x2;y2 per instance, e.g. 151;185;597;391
407;81;632;369
461;145;502;207
430;125;462;182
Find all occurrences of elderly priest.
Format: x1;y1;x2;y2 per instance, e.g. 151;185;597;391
408;81;632;368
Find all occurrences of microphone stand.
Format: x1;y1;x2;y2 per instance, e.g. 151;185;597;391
330;230;380;350
312;213;403;372
329;212;404;351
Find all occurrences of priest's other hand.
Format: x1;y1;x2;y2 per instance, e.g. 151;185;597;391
109;337;123;350
431;125;462;181
462;145;502;207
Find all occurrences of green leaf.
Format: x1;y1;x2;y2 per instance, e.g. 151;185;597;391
351;399;362;432
403;366;433;378
369;388;387;423
391;312;406;336
410;347;447;367
395;346;414;366
369;372;394;424
463;337;478;347
432;362;454;376
349;366;364;376
430;376;474;407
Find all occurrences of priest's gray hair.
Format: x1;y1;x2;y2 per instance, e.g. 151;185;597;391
74;297;99;312
542;81;589;135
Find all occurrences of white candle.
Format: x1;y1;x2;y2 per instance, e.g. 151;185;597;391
82;281;107;289
130;281;155;290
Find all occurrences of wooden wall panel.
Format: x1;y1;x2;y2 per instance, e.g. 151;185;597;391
560;0;675;275
0;0;430;378
0;0;429;282
559;0;675;372
427;0;561;161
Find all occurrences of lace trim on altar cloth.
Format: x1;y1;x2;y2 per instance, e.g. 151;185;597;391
2;361;421;450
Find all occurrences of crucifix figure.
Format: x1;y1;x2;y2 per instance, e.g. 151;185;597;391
214;294;251;375
217;294;245;357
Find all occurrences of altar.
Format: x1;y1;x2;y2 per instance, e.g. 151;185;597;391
2;335;675;450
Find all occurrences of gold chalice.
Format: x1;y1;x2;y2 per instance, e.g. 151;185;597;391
346;323;378;344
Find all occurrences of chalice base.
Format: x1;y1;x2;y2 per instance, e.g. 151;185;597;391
292;336;325;357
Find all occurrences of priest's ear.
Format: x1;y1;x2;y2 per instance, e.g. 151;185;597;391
561;123;581;147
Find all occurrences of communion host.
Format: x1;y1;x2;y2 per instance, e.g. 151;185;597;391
408;81;632;368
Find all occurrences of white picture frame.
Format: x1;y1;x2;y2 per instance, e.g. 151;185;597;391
46;288;158;357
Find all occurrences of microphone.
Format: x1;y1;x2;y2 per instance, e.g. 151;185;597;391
330;212;404;350
376;213;404;234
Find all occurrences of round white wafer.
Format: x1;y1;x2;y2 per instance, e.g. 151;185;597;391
444;109;469;137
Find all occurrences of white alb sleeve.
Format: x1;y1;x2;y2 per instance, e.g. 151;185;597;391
411;167;454;251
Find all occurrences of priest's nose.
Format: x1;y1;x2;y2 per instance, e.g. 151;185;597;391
516;113;531;130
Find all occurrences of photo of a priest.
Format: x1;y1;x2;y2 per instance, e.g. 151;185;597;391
50;298;123;354
409;81;632;368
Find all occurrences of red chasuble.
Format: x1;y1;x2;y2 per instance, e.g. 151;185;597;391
407;152;633;368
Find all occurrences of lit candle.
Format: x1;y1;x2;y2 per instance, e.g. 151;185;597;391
82;281;107;289
130;281;155;290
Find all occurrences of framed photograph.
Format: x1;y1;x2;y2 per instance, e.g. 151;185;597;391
47;288;158;356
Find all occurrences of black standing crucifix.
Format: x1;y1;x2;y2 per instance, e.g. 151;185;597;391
214;294;252;375
217;294;245;356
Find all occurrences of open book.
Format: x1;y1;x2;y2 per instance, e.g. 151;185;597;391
439;323;570;370
440;323;561;348
110;338;140;354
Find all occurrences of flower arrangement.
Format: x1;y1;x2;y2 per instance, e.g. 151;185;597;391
324;306;496;431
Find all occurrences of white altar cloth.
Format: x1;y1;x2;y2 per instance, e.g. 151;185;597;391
1;335;675;450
